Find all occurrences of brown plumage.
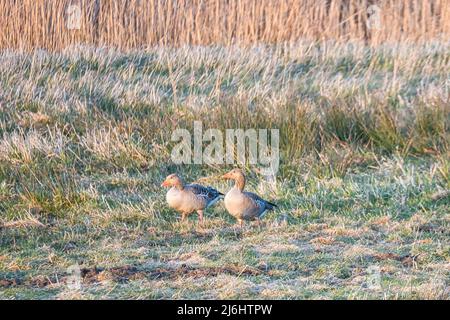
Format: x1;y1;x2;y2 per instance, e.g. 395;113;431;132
222;168;277;226
161;174;224;223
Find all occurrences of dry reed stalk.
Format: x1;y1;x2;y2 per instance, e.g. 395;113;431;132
0;0;448;51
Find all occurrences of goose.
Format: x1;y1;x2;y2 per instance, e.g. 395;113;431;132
161;174;224;223
222;168;277;226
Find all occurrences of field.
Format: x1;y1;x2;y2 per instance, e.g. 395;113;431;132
0;39;448;299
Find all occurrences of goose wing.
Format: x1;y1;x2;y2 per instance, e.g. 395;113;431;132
186;184;224;205
243;191;277;213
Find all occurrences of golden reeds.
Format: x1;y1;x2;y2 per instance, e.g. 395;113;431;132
0;0;449;50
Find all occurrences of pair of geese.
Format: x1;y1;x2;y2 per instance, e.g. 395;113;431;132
161;168;277;226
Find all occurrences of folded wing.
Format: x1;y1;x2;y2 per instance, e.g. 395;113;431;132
243;191;277;217
186;184;224;207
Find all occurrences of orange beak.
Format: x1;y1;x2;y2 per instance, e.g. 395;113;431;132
222;172;231;179
161;180;170;187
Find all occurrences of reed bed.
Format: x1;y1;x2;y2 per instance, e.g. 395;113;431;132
0;0;449;51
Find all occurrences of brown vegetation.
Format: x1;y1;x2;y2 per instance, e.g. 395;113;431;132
0;0;449;50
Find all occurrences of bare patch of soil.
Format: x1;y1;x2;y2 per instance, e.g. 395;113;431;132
0;264;266;289
0;278;21;287
372;253;419;267
79;264;264;284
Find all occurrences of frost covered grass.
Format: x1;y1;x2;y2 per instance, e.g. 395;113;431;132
0;42;448;299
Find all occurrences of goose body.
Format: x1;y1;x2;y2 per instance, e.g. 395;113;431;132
224;187;274;220
222;169;276;226
162;174;223;222
166;184;223;213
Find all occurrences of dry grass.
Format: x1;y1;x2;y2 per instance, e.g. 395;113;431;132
0;41;448;299
0;0;449;50
0;1;449;297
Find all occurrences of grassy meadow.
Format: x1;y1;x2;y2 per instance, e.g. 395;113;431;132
0;40;449;299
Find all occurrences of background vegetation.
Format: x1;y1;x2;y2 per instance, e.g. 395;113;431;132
0;0;449;50
0;1;449;300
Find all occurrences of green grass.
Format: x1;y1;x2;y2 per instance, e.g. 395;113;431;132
0;41;449;300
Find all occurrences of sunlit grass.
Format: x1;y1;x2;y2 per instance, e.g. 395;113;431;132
0;42;448;299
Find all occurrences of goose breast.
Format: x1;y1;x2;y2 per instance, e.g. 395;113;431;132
224;187;250;219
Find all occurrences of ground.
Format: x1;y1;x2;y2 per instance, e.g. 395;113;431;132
0;42;449;299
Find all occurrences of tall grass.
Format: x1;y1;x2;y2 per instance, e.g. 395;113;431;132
0;42;448;180
0;0;449;50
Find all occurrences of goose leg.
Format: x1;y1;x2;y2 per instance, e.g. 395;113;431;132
238;219;244;228
181;212;187;222
256;218;262;230
197;210;204;224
